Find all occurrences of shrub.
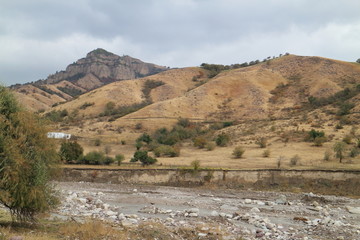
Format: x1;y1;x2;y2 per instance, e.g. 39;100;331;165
104;145;112;155
154;145;180;157
137;133;152;145
216;133;230;147
323;149;332;161
307;129;325;142
342;135;352;144
262;149;271;158
314;136;327;147
290;154;301;166
131;150;157;166
79;102;94;110
193;136;207;149
222;121;233;128
0;86;59;222
335;124;343;129
59;141;84;163
337;102;355;116
115;154;125;165
121;140;126;145
349;147;359;158
177;117;191;128
205;142;216;151
255;137;267;148
80;151;106;165
104;156;114;165
190;160;201;171
94;138;101;146
232;146;245;158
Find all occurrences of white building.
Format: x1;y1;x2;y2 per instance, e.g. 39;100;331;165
47;132;71;139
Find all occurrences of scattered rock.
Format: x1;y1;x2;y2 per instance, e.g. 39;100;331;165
275;194;287;205
346;206;360;214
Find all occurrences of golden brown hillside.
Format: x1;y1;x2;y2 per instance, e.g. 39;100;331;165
14;54;360;171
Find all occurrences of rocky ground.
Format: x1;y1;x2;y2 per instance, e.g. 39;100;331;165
52;181;360;240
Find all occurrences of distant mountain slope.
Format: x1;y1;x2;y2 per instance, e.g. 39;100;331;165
113;55;360;127
11;48;168;111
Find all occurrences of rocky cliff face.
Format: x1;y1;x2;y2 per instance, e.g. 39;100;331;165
12;48;168;111
40;48;168;90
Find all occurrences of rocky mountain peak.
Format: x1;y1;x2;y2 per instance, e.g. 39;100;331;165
86;48;115;58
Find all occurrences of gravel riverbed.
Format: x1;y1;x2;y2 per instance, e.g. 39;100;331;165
53;181;360;240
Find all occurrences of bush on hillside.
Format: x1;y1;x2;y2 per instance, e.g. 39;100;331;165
232;146;245;158
216;133;230;147
154;145;180;157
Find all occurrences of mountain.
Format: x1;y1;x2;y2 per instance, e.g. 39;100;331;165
11;48;168;111
46;54;360;138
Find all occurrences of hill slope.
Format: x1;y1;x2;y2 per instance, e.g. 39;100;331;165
43;54;360;139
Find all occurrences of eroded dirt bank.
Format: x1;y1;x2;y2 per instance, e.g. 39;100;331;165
61;168;360;196
53;181;360;240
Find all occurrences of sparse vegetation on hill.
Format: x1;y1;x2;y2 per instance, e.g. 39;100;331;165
308;86;360;116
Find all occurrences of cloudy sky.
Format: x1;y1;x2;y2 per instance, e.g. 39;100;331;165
1;0;360;85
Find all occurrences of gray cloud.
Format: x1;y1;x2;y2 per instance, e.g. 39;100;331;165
1;0;360;85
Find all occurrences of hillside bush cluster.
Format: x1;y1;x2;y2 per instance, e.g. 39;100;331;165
305;129;326;146
216;133;230;147
308;86;360;116
44;109;69;122
57;86;83;97
200;53;289;78
59;141;124;165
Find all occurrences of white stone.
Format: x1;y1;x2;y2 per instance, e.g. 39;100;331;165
198;233;207;237
77;198;87;204
188;213;198;217
106;210;117;216
211;210;219;217
187;208;199;214
250;207;260;213
244;199;252;204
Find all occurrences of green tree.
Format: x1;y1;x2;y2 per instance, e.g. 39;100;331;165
130;150;157;166
0;86;59;222
59;141;83;163
333;141;347;163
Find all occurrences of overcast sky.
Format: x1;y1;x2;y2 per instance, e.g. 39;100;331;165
1;0;360;85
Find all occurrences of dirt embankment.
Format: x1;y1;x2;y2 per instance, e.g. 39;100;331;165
60;168;360;197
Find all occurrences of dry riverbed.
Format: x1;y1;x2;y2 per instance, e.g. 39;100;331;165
53;181;360;240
